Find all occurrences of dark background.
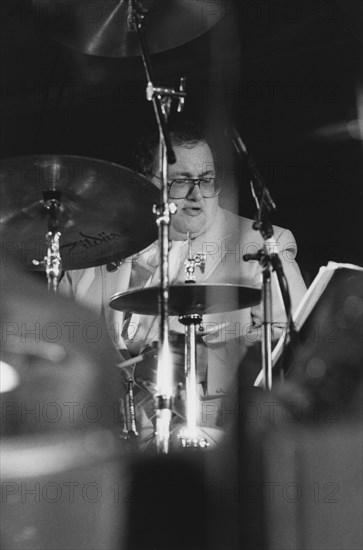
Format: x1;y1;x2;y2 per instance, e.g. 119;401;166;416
1;0;362;285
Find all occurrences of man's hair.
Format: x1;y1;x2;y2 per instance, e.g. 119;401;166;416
134;119;216;176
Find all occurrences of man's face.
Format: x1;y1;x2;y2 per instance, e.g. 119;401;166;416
152;141;219;240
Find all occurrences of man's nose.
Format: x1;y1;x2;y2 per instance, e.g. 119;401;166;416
187;182;203;200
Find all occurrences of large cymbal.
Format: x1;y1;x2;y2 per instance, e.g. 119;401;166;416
32;0;223;58
0;155;158;270
110;283;261;316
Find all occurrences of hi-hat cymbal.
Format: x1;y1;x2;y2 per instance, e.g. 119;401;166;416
32;0;223;58
0;155;158;270
110;283;261;316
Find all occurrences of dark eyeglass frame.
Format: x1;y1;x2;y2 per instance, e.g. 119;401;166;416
150;174;220;199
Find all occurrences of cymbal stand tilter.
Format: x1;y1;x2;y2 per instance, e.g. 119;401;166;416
131;0;186;453
178;234;209;448
32;190;62;292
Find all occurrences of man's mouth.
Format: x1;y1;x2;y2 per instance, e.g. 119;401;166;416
182;206;202;216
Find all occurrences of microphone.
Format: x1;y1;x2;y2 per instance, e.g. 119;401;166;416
231;126;277;213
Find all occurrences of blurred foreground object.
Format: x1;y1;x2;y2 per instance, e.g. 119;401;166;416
1;264;127;550
210;262;363;549
263;262;363;548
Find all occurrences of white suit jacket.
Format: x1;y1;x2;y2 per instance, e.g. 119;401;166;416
61;207;307;397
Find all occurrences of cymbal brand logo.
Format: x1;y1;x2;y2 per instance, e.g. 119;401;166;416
61;231;122;252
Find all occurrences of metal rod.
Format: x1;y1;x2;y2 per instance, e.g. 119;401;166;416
262;264;273;390
127;378;138;436
130;1;190;451
154;139;173;454
45;230;62;293
132;3;176;164
178;314;209;448
185;322;198;439
130;2;177;452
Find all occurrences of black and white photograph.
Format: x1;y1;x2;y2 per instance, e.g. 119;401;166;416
1;1;362;549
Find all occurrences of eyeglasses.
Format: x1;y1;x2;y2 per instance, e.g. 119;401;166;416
167;177;221;199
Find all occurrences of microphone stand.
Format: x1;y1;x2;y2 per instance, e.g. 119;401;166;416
232;128;295;390
131;1;186;452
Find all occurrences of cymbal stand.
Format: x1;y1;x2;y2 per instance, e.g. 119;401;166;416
244;235;276;390
32;190;62;292
235;130;294;390
131;0;186;453
177;235;209;448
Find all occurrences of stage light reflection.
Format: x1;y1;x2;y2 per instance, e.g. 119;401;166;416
0;360;20;393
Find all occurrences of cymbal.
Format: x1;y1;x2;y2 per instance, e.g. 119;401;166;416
0;155;158;270
110;283;261;316
32;0;223;58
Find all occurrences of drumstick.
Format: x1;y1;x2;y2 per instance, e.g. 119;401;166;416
116;322;229;369
116;348;157;369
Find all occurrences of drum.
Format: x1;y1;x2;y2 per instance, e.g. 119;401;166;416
118;333;224;451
